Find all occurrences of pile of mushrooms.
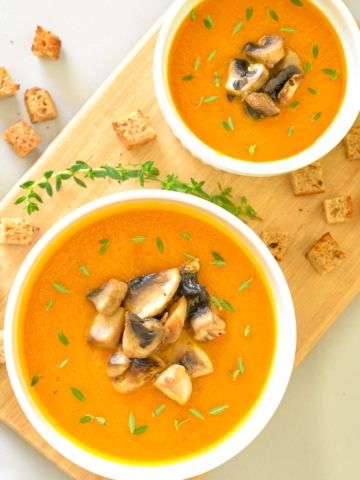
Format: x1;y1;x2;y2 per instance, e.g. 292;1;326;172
86;259;226;405
226;35;304;119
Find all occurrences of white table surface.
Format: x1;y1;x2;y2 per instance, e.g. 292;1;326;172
0;1;359;479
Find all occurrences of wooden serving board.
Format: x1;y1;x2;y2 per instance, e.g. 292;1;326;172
0;17;359;480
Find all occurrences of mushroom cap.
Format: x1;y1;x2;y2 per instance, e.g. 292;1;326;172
263;65;302;102
244;35;285;69
163;296;187;344
244;92;280;118
88;307;125;349
190;307;226;342
154;364;192;405
122;311;164;358
107;345;131;378
87;279;128;316
225;59;269;96
278;73;304;106
113;355;165;393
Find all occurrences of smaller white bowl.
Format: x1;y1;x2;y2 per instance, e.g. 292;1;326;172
5;190;296;480
153;0;360;176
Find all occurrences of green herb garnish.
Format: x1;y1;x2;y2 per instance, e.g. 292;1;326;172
174;418;190;431
211;251;226;267
244;325;251;337
98;238;110;255
207;50;217;62
80;415;106;425
156;237;165;253
152;404;166;417
307;87;318;95
128;413;148;435
52;282;69;294
31;374;40;386
203;14;214;30
197;95;218;108
189;408;205;420
222;117;235;132
211;295;235;312
79;263;90;277
268;9;278;21
208;405;229;416
281;27;296;34
231;357;245;380
59;359;69;369
184;252;197;260
246;6;253;21
287;125;295;137
312;111;322;121
213;71;221;87
181;232;192;240
290;0;304;6
304;62;312;73
194;56;201;71
190;9;197;22
312;44;319;59
132;235;146;243
238;278;253;291
248;144;257;155
322;69;338;80
232;21;243;35
182;74;194;81
289;101;300;109
70;387;85;402
45;299;55;311
57;331;69;346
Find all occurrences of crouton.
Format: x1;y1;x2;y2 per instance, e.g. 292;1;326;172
2;120;41;157
0;67;20;98
261;231;289;261
343;125;360;160
323;196;354;224
289;161;325;196
24;87;57;123
31;26;61;60
0;330;4;364
0;217;36;246
306;232;345;275
112;110;156;150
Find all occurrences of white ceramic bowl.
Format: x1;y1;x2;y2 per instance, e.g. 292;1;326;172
4;190;296;480
153;0;360;176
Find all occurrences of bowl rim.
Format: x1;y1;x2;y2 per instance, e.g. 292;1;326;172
4;189;296;480
153;0;360;176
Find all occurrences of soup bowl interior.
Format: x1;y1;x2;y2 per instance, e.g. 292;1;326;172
4;190;296;480
153;0;360;176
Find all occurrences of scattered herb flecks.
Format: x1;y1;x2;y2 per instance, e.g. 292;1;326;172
211;295;235;313
196;95;218;108
132;235;147;243
207;50;217;62
307;87;318;95
128;413;149;435
232;21;243;35
281;27;296;34
208;405;229;416
248;144;257;155
79;263;90;277
203;14;214;30
322;69;338;80
304;62;312;73
174;418;190;431
231;357;245;380
268;9;278;21
156;237;165;253
194;56;201;71
222;116;235;132
244;325;251;337
45;299;55;311
57;331;69;346
80;415;106;425
71;387;85;402
182;74;194;81
211;251;227;267
59;359;69;369
238;278;253;292
31;374;40;387
287;125;295;137
246;6;254;21
181;232;192;240
312;111;322;121
289;101;300;109
190;9;197;22
189;408;205;420
312;44;319;59
290;0;304;6
152;404;166;417
184;252;197;260
52;282;69;295
98;238;110;255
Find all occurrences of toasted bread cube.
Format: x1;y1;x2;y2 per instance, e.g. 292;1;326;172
112;110;156;150
0;218;36;246
261;231;289;261
0;330;4;364
343;125;360;160
289;161;325;196
0;67;20;98
323;196;354;224
31;26;61;60
2;120;41;157
24;87;57;123
306;232;345;275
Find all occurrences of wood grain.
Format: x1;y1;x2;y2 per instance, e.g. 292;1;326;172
0;24;359;480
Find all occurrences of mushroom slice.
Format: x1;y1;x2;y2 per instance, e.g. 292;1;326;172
244;92;280;118
163;296;187;344
190;307;226;342
179;258;200;274
244;35;285;69
278;74;304;106
88;307;125;349
226;59;269;96
122;312;163;358
107;345;131;378
113;356;165;393
125;268;181;318
87;279;128;316
263;65;302;102
178;343;213;378
276;49;303;73
154;364;192;405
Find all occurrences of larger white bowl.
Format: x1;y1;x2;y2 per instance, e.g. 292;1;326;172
153;0;360;176
4;190;296;480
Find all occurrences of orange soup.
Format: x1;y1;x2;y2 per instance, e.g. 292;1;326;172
18;202;276;463
168;0;346;162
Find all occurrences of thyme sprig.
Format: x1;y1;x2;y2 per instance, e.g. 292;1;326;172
15;161;259;220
